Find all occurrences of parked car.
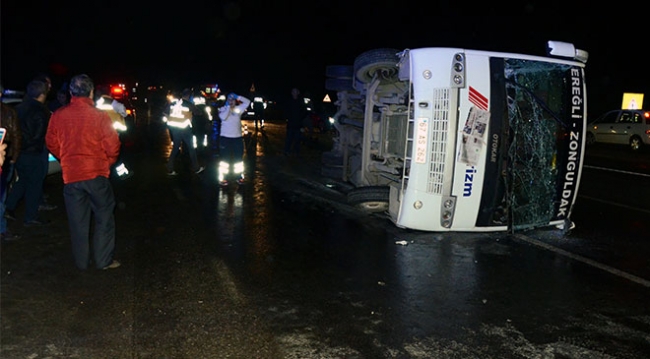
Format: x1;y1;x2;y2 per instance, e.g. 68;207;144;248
586;109;650;151
1;89;62;175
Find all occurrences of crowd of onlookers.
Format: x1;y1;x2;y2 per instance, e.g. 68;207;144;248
0;71;322;272
1;73;122;270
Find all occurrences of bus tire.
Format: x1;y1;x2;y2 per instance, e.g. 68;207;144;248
353;48;400;84
348;186;390;213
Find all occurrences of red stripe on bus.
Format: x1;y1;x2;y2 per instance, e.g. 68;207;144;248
469;86;488;110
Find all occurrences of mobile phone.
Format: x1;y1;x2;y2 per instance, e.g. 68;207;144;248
0;127;6;145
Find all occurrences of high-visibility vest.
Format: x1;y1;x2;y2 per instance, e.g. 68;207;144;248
193;96;212;121
96;95;127;132
165;99;193;129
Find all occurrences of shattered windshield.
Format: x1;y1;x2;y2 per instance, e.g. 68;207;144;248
503;59;576;231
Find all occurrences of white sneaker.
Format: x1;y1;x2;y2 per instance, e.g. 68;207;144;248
102;260;121;270
195;166;205;174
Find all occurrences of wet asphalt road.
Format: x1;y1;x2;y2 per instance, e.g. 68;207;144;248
1;118;650;358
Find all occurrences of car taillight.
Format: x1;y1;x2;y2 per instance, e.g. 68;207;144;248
644;112;650;124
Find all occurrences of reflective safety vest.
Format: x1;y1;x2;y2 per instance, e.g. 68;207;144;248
96;95;127;132
193;95;212;121
164;99;193;129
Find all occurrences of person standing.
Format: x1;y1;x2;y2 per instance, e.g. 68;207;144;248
45;74;121;270
0;84;23;240
48;87;69;113
283;87;308;156
217;92;250;186
191;90;212;158
95;85;132;180
163;89;204;175
32;73;58;212
4;80;51;226
252;96;265;130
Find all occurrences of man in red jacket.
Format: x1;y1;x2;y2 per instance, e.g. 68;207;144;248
45;74;122;270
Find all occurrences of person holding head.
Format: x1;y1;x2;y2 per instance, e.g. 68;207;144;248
217;92;250;186
45;74;122;270
4;80;51;226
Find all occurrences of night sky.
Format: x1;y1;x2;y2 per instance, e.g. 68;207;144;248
1;2;645;116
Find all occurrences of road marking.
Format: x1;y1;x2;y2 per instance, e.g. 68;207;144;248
578;195;650;214
583;164;650;178
512;233;650;288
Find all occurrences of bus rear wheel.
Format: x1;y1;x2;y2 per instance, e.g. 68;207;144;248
348;186;390;213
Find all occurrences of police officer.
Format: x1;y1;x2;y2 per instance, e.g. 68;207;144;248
163;89;204;175
252;96;265;130
191;90;212;157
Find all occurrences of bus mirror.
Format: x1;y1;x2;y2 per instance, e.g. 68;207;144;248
547;41;575;57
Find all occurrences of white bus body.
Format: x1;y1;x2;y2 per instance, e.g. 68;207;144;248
323;42;588;232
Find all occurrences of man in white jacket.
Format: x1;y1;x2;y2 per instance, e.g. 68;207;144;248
217;92;250;186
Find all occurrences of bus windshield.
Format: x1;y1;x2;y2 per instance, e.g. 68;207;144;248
484;59;584;230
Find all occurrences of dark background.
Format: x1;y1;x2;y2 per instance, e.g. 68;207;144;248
1;2;645;117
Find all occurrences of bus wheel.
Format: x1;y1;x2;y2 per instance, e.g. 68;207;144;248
353;48;400;84
348;186;390;213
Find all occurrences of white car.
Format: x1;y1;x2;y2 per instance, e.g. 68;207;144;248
1;90;62;175
586;109;650;151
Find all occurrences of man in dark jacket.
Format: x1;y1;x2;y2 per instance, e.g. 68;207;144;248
283;87;309;156
0;83;23;240
4;80;51;226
